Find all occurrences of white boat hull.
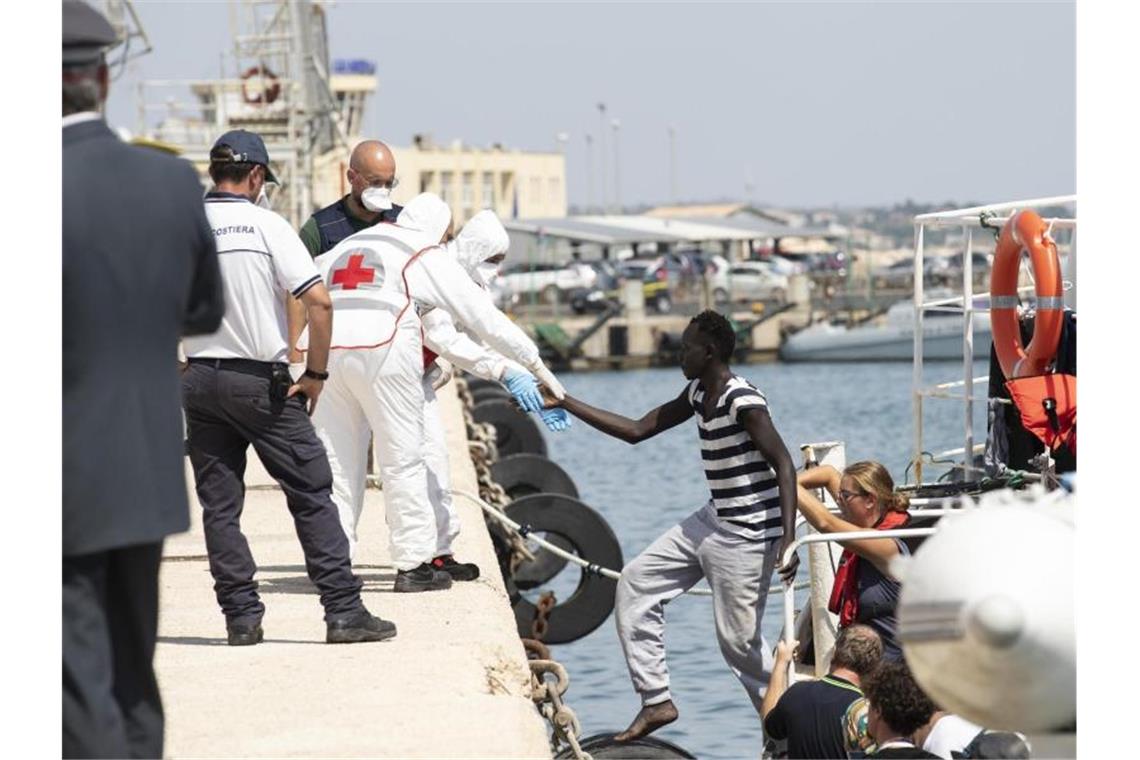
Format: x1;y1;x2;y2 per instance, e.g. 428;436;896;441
779;315;992;362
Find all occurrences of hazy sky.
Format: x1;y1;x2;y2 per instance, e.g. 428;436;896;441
105;1;1075;209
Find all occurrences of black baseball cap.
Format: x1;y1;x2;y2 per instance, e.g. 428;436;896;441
63;1;118;66
210;129;279;184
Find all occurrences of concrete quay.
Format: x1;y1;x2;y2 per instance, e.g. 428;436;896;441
155;383;551;758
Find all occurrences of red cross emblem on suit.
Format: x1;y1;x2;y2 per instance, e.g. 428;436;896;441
330;249;384;291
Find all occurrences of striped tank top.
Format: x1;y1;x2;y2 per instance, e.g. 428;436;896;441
688;375;783;540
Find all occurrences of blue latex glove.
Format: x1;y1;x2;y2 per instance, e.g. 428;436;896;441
503;368;543;413
539;407;572;432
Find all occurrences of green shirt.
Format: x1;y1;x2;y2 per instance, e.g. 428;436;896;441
298;195;379;258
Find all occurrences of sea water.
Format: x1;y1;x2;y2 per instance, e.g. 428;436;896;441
534;359;989;759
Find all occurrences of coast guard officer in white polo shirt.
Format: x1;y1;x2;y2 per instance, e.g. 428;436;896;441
181;129;395;646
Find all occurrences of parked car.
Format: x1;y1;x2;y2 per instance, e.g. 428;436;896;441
568;262;620;314
872;258;917;289
871;250;992;290
763;254;807;277
938;251;993;286
493;261;597;305
803;250;849;279
616;258;675;313
722;262;790;304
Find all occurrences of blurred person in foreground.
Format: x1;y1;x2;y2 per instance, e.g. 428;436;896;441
541;310;800;742
62;2;224;756
761;625;883;758
913;708;985;760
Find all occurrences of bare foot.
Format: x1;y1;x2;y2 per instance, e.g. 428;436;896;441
613;700;679;742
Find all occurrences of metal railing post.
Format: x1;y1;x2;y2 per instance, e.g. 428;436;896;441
913;222;925;483
780;527;938;686
962;225;975;476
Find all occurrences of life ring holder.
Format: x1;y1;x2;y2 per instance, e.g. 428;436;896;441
241;65;281;106
989;209;1065;378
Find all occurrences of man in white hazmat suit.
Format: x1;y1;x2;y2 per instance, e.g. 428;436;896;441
303;193;566;592
419;210;572;580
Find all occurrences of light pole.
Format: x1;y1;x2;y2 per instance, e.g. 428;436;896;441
611;118;621;214
668;124;677;204
597;102;608;214
555;132;569;215
584;132;594;214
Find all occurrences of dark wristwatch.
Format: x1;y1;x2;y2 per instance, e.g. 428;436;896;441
303;368;329;381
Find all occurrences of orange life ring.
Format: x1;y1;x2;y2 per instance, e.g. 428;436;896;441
241;65;280;105
989;209;1064;378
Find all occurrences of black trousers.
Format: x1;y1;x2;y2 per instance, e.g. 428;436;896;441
181;360;363;625
63;542;164;759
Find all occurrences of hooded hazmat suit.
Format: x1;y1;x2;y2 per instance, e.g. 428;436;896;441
303;194;562;569
418;210;566;558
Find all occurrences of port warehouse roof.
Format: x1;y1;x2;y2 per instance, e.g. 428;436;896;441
503;214;845;249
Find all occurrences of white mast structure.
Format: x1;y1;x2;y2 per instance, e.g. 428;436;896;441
137;1;364;228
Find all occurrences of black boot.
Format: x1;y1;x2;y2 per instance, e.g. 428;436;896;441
432;554;480;581
226;621;264;647
393;563;453;592
326;608;397;644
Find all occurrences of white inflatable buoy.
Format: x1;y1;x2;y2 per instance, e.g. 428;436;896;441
895;488;1074;732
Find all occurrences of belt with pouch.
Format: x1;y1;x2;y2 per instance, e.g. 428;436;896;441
188;357;295;403
187;357;287;378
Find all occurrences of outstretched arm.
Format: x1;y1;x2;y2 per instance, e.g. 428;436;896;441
545;385;693;444
422;307;510;382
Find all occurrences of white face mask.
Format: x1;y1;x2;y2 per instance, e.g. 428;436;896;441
475;260;500;288
255;186;273;209
361;186;393;212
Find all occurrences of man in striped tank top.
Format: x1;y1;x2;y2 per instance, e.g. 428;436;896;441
542;311;800;742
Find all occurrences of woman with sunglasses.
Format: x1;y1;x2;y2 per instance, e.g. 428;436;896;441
796;461;912;660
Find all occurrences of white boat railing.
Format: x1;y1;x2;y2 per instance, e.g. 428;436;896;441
911;195;1075;483
913;195;1077;225
779;527;938;684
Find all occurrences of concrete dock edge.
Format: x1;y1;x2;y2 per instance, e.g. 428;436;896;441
157;382;552;758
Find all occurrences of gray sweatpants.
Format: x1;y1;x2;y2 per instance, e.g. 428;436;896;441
615;503;778;714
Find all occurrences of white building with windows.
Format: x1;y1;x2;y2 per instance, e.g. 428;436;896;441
311;134;567;227
385;135;567;226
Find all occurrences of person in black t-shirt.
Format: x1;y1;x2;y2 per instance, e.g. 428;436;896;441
762;624;884;758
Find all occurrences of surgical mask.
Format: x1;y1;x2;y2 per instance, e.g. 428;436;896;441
361;186;393;212
475;260;500;288
255;186;272;209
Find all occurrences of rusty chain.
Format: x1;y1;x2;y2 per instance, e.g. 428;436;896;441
530;591;557;642
528;659;591;760
459;377;536;571
521;637;551;661
459;377;589;760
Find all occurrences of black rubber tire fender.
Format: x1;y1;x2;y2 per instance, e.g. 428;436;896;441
472;399;547;457
507;493;622;645
470;384;512;406
464;376;501;393
492;453;579;501
494;454;581;588
556;734;696;759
